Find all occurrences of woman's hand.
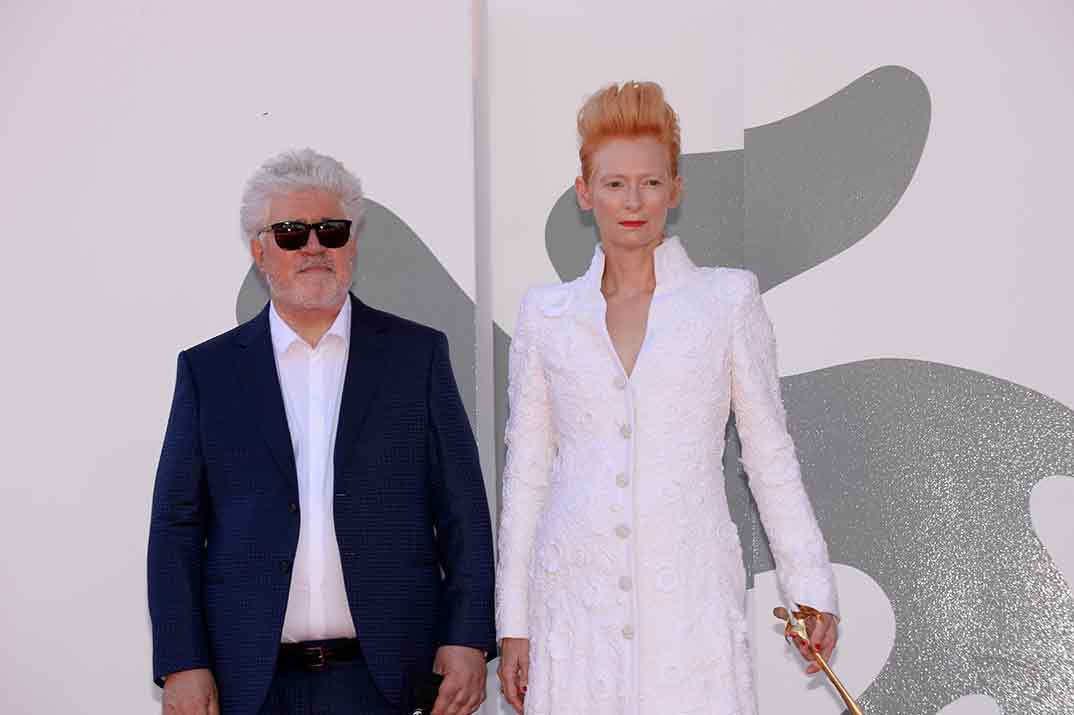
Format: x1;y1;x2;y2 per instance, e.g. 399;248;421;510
496;637;530;714
791;612;839;675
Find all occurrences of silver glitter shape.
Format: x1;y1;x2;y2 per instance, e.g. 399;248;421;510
745;360;1074;714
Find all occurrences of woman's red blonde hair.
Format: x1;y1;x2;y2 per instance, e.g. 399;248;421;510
577;81;681;182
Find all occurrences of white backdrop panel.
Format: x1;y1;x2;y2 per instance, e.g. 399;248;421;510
0;2;477;712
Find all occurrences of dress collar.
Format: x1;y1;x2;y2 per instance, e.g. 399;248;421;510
580;235;697;297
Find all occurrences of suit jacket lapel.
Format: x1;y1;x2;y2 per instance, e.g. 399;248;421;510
334;294;389;478
235;304;298;491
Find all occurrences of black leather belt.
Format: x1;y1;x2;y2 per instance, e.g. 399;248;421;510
277;638;362;671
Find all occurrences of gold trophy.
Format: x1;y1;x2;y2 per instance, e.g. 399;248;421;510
773;603;864;715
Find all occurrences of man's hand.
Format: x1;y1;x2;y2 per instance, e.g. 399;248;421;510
162;668;218;715
495;637;529;715
790;612;840;675
431;645;487;715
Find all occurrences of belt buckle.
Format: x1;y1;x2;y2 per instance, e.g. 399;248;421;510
305;645;327;671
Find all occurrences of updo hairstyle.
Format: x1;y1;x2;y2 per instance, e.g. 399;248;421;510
577;81;681;182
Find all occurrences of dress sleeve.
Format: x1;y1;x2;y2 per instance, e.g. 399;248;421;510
495;289;555;639
729;272;839;616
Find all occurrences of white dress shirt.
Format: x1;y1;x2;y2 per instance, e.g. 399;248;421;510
269;299;358;643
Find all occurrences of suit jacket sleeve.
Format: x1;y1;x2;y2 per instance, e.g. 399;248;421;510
426;332;497;656
729;272;839;616
147;351;211;684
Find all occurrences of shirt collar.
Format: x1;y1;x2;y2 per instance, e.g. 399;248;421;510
269;297;352;354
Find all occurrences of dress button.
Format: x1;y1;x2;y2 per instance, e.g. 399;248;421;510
622;625;635;640
616;472;629;487
620;424;632;439
619;575;633;591
615;524;631;539
614;375;627;390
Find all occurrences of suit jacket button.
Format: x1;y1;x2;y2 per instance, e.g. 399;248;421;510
279;560;291;573
289;502;299;513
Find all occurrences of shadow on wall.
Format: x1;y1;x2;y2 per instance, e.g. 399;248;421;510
236;66;1074;714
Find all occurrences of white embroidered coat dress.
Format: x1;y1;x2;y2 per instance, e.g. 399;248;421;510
495;237;838;714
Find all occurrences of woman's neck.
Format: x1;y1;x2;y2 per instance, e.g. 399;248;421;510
600;238;662;298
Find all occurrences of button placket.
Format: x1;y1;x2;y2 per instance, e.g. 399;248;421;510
614;373;641;659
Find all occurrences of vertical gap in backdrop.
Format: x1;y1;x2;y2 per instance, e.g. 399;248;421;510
472;0;497;538
472;2;499;711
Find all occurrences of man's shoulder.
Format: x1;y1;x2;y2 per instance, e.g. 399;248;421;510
181;317;259;363
358;301;445;346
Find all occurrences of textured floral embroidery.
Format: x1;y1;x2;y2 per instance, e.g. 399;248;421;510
496;237;837;714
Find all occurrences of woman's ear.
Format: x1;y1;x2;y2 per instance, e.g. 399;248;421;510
575;175;593;210
669;173;684;209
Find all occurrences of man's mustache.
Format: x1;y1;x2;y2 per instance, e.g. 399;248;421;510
296;260;335;273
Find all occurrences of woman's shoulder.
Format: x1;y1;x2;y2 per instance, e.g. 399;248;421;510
692;266;760;306
517;278;581;319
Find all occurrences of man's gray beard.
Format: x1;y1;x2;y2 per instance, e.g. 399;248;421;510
263;271;350;311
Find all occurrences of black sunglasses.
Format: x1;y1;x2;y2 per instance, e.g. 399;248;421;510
259;219;352;251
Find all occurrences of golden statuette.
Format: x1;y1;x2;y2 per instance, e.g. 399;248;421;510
773;603;864;715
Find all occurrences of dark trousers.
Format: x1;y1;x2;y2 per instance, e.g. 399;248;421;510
258;643;397;715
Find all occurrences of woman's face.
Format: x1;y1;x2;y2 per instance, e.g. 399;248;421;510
575;136;682;252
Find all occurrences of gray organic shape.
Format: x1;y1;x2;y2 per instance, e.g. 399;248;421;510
763;360;1074;714
746;65;930;290
236;199;477;425
541;65;929;290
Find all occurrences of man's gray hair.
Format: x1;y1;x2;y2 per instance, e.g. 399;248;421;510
240;148;365;241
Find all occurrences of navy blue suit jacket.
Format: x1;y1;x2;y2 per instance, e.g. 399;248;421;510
148;295;496;714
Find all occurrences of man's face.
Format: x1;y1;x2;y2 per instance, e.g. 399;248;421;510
251;189;357;312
